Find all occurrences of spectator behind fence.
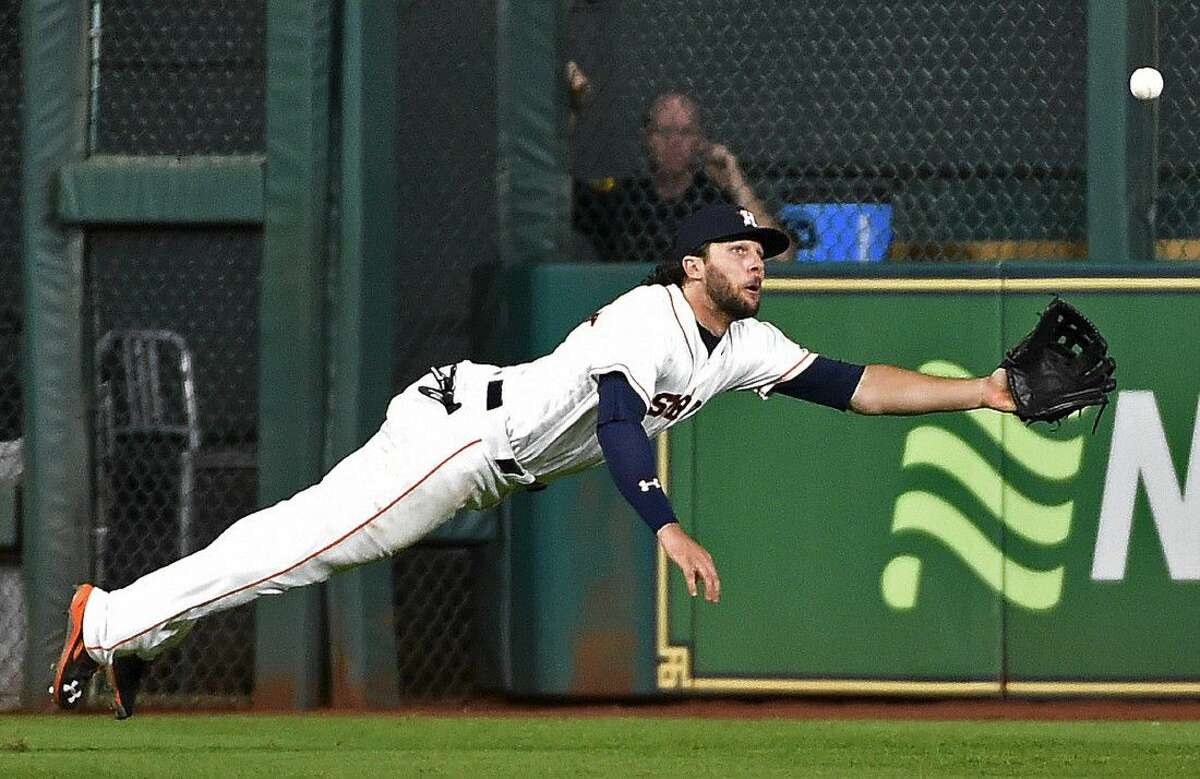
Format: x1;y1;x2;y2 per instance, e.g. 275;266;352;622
573;80;783;263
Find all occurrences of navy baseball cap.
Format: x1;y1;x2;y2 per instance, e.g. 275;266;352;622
671;204;790;261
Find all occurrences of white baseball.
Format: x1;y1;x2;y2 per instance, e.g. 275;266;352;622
1129;67;1163;100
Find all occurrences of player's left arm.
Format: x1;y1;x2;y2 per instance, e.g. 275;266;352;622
728;321;1015;415
849;364;1016;415
729;319;1012;415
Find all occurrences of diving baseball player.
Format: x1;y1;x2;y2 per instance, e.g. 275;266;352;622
52;204;1017;718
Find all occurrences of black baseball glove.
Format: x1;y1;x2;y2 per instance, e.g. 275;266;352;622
1000;296;1117;426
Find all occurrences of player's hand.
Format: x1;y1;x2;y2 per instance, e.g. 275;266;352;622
983;368;1017;413
657;523;721;603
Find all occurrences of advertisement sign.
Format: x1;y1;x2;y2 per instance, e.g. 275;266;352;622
658;279;1200;694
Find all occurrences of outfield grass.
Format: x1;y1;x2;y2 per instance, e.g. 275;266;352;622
1;714;1199;776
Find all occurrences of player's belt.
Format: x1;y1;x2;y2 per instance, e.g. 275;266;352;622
485;379;516;473
486;379;503;411
486;379;547;491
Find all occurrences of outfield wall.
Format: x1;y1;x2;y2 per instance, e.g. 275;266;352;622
507;263;1200;697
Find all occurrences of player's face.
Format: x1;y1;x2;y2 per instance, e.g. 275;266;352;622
703;240;765;319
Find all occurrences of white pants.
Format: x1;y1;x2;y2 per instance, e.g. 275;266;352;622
83;363;525;665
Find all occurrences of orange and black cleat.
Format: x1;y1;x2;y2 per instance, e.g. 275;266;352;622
49;584;99;710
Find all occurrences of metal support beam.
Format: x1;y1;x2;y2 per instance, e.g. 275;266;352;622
324;0;401;710
1126;0;1159;262
57;156;265;224
255;0;333;710
496;0;570;265
1087;0;1159;262
19;0;92;709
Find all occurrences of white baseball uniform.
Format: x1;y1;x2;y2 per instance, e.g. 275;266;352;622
81;283;816;665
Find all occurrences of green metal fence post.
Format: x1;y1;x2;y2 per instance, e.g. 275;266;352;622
324;0;401;709
1087;0;1158;262
496;0;570;266
1127;0;1159;262
19;0;91;709
255;0;334;709
494;0;572;695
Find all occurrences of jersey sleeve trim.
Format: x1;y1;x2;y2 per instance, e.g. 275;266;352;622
750;351;818;399
591;361;653;409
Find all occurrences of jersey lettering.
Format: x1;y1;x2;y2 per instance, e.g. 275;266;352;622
494;285;812;481
648;392;693;421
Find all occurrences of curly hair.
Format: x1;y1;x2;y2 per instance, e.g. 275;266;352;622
641;263;683;286
641;243;709;286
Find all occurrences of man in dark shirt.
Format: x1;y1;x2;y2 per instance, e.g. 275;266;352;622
575;92;783;263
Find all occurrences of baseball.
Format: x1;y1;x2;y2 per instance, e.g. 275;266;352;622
1129;67;1163;100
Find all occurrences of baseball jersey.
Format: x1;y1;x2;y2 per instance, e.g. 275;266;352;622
498;283;817;482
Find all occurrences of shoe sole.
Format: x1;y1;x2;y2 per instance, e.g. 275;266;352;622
50;584;97;710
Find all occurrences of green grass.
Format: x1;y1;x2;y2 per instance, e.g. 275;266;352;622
1;714;1199;776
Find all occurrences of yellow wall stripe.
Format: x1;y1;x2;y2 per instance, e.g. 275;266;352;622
764;277;1200;293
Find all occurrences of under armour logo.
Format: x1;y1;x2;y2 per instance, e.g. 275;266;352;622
54;679;83;705
638;478;662;493
740;209;758;227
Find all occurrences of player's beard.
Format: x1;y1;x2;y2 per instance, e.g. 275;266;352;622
706;271;759;320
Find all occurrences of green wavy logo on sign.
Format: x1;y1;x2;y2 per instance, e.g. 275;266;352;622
880;360;1087;611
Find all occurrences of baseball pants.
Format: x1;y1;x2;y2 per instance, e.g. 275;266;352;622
82;363;523;666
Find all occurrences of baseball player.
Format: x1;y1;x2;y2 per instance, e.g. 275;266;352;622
52;204;1017;718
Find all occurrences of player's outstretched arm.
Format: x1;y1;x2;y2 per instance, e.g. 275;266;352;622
848;364;1016;416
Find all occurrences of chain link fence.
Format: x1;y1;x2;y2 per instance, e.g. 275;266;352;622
91;0;266;155
0;0;25;712
570;0;1088;264
394;0;500;387
1158;2;1200;260
393;548;479;700
390;0;499;700
88;229;261;706
28;0;1200;713
81;0;267;708
78;0;489;706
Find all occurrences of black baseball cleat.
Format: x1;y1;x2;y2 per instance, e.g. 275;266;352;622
108;655;148;720
50;584;99;710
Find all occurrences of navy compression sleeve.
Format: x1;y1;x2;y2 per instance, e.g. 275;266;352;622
596;372;678;533
773;356;866;411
